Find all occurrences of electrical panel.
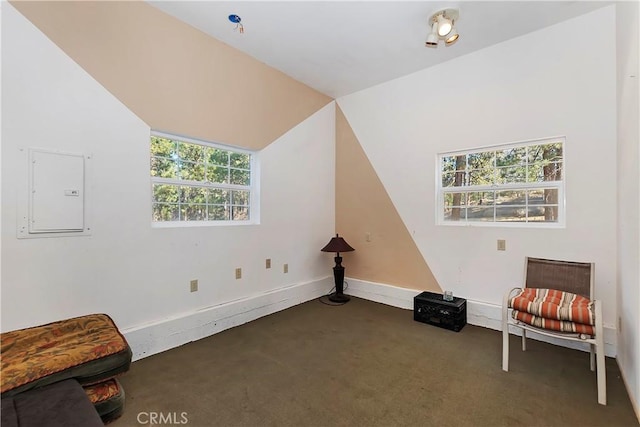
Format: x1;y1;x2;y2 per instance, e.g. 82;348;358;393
17;148;90;238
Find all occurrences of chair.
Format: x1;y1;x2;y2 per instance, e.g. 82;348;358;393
502;257;606;405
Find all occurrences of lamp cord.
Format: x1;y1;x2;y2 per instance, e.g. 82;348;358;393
318;280;350;306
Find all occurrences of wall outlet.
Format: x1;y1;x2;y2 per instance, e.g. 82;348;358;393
266;258;271;269
190;279;198;292
283;263;288;274
235;268;242;279
497;239;506;251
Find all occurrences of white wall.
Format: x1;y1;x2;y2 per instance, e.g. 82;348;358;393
615;1;640;418
1;4;335;357
338;7;618;341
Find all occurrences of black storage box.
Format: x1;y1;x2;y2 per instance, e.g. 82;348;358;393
414;291;466;332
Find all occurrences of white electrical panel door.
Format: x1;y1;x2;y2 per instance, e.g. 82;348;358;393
29;150;85;233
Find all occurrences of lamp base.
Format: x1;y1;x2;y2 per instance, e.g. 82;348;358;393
328;293;350;303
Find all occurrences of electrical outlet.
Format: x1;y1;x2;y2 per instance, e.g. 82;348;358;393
266;258;271;269
235;268;242;279
190;279;198;292
283;263;288;274
497;239;506;251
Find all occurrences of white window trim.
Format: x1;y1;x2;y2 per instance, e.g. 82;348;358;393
435;136;566;228
150;130;260;227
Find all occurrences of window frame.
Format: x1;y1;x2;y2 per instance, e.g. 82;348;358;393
150;130;259;227
436;137;566;228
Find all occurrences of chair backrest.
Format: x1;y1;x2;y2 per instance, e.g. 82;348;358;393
524;257;594;299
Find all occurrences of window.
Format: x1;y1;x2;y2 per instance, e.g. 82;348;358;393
437;138;564;226
150;132;256;224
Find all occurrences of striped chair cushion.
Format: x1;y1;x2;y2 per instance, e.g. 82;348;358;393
509;288;595;325
511;310;595;335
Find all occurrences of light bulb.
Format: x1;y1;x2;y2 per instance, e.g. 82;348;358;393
437;15;452;37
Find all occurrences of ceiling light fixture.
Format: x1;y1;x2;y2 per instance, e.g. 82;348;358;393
425;8;460;48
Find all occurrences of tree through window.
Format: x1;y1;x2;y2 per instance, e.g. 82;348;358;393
438;138;565;226
150;132;255;223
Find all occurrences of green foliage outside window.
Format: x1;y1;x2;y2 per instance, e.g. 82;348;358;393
150;135;252;222
440;141;563;224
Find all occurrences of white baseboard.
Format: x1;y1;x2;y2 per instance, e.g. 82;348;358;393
345;278;617;357
121;276;616;362
122;277;332;361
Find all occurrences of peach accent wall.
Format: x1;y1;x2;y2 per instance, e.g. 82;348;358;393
11;0;332;150
335;106;440;292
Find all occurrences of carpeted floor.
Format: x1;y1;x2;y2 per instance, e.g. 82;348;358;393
112;297;638;427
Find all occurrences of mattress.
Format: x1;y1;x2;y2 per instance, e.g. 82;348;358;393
1;314;132;397
84;378;125;424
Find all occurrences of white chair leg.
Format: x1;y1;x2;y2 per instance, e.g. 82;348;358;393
522;329;527;351
595;300;606;405
590;343;595;371
502;292;510;372
502;321;510;371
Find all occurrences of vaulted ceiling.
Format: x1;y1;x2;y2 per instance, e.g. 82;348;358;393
150;1;611;98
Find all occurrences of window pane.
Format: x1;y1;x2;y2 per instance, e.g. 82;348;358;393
205;147;229;166
179;161;205;181
442;171;467;187
208;188;229;204
181;204;207;221
544;188;559;205
496;206;527;222
468;169;494;186
152;203;179;221
528;189;558;205
543;162;562;181
527;189;544;204
468;192;494;206
444;207;466;221
442;154;466;172
496;191;526;205
497;166;526;184
528;206;559;222
232;206;250;221
151;157;177;179
231;190;250;206
467;207;495;221
206;165;229;184
180;186;207;204
208;205;229;221
151;137;175;157
153;184;179;203
496;147;526;167
230;152;250;169
177;142;203;163
527;144;546;163
528;142;562;163
444;193;467;207
230;168;250;186
527;163;545;182
467;151;494;170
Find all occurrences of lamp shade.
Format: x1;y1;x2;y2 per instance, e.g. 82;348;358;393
321;234;355;253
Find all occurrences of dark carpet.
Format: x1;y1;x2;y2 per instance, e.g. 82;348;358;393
112;297;638;427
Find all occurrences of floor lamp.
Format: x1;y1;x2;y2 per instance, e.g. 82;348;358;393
321;234;355;303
